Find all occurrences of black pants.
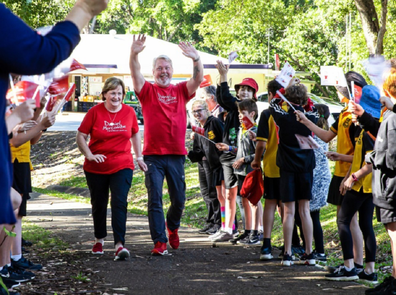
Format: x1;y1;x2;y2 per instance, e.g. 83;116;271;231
337;189;376;262
85;169;133;246
311;210;324;253
198;161;221;226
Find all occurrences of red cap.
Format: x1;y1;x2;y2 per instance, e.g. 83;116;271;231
235;78;259;100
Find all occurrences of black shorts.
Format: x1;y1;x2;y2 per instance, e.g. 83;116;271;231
280;170;313;203
12;160;32;216
237;175;246;192
212;166;224;187
264;176;281;200
376;206;396;225
327;175;344;206
221;159;238;189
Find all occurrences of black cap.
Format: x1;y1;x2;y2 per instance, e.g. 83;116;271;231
335;71;367;99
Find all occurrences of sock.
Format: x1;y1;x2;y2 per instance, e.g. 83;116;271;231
263;238;271;248
7;263;11;267
0;267;2;271
221;207;225;229
344;265;353;271
95;239;104;245
244;229;251;235
354;262;363;269
225;227;233;235
252;230;258;236
11;254;22;261
259;226;263;232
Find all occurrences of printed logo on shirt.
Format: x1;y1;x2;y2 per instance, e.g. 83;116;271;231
343;117;351;129
157;93;177;105
229;127;237;145
208;130;215;140
103;121;127;132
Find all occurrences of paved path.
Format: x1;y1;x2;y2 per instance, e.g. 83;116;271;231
49;112;144;131
26;192;368;295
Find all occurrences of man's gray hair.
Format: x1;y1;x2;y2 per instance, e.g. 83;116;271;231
152;55;173;70
203;85;217;102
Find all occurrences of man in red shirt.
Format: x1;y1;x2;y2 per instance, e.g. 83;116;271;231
129;34;203;255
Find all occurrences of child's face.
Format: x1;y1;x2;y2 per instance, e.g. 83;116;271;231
238;109;255;123
237;86;254;100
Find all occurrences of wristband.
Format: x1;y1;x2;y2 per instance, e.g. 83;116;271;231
351;173;358;182
193;56;200;62
137;157;143;161
228;146;232;152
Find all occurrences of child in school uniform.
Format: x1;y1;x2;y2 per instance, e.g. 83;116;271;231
269;82;318;266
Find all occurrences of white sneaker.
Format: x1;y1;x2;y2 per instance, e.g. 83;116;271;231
114;247;130;261
208;230;222;240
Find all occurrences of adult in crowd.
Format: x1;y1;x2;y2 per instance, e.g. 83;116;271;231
129;34;203;255
77;77;146;261
188;100;224;235
200;85;225;119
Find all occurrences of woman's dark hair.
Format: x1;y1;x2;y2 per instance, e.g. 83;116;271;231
315;103;330;130
237;99;258;120
285;84;307;106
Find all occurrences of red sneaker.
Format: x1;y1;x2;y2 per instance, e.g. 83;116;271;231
167;226;180;249
92;242;104;255
151;241;168;256
114;247;130;261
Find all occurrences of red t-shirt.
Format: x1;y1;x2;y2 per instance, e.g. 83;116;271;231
78;103;139;174
136;81;194;155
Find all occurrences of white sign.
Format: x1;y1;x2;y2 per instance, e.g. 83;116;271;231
320;66;347;87
228;51;238;64
275;62;295;87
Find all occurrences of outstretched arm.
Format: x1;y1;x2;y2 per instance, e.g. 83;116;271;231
129;34;147;94
179;42;204;97
295;110;336;143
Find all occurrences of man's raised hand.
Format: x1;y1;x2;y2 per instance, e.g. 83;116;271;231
179;42;199;61
131;34;146;55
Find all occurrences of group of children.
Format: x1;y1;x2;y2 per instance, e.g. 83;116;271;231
190;61;396;294
1;92;57;294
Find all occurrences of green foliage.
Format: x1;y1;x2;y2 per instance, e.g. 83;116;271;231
3;0;74;28
95;0;214;48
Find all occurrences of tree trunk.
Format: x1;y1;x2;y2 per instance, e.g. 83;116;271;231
353;0;386;55
376;0;388;54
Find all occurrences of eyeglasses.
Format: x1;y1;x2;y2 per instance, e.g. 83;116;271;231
192;109;204;114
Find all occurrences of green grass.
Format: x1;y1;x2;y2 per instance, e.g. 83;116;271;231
22;222;68;252
58;176;87;188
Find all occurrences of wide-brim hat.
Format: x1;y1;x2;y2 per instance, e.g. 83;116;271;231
359;85;381;119
235;78;258;100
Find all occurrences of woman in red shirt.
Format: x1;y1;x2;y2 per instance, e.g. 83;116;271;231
77;77;147;261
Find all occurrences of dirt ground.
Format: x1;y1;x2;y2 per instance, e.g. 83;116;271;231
19;131;369;295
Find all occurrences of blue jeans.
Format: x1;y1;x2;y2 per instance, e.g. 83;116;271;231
85;169;133;246
144;155;186;243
